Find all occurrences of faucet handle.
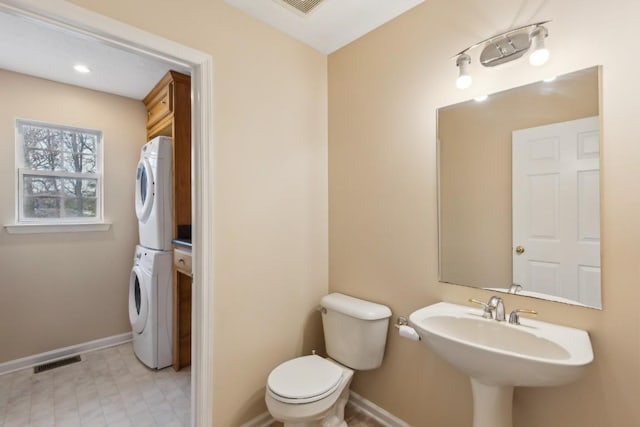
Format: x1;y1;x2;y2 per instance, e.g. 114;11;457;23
468;298;493;319
508;308;538;325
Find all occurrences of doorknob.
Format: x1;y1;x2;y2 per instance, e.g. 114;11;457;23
515;245;525;254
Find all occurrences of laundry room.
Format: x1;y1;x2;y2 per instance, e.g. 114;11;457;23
0;10;193;425
0;68;145;362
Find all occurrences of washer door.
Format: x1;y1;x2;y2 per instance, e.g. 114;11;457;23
129;266;149;334
135;158;154;223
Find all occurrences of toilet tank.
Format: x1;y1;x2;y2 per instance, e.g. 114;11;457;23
320;293;392;370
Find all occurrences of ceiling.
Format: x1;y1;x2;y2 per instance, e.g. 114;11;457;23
0;11;185;100
0;1;426;99
225;0;426;54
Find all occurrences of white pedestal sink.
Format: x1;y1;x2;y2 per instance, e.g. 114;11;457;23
409;302;593;427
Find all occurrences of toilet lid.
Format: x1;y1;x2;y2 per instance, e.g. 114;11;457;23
267;355;343;403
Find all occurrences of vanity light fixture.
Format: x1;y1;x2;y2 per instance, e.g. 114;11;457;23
529;26;550;66
453;21;551;89
456;54;472;89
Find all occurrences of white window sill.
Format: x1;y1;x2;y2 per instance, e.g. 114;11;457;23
4;222;112;234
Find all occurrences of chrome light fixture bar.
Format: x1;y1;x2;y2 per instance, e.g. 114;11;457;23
453;21;551;89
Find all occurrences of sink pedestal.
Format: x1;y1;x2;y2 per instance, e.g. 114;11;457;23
470;379;513;427
409;302;594;427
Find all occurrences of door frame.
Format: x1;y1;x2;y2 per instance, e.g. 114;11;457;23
0;1;215;426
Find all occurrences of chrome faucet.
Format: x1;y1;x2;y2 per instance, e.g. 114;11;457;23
469;296;505;321
488;296;505;321
508;283;523;294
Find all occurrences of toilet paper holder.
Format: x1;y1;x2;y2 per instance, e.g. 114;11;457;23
395;316;410;328
395;316;421;341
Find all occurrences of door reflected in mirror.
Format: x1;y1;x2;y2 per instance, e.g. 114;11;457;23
438;66;602;309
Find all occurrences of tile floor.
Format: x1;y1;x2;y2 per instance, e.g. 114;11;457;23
0;343;190;427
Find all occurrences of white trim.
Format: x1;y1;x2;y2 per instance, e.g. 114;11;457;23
239;412;274;427
239;392;409;427
348;391;411;427
0;332;132;376
190;55;215;427
4;222;111;234
0;2;215;427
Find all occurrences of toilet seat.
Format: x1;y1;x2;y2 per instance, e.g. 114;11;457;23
267;355;344;404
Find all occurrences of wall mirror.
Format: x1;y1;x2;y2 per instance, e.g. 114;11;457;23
438;66;602;309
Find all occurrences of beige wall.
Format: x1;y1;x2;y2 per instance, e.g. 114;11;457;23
439;69;598;289
0;69;145;362
67;1;329;425
330;0;640;425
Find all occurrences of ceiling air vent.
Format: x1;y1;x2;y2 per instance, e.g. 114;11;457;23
275;0;325;15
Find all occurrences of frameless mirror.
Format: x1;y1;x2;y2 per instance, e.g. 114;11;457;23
438;66;601;309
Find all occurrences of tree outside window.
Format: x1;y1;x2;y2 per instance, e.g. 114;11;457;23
16;120;102;223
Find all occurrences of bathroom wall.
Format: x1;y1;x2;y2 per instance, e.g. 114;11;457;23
439;71;598;288
67;0;328;425
329;0;640;425
0;69;145;362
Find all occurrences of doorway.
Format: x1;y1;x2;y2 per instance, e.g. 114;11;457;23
0;1;214;425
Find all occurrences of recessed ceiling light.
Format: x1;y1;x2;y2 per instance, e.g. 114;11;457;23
73;64;90;73
474;95;488;102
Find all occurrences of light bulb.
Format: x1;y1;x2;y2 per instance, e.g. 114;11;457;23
456;54;472;89
456;75;472;89
529;26;549;66
530;48;549;66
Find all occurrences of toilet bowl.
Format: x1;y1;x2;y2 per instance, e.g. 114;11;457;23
265;293;392;427
265;355;354;427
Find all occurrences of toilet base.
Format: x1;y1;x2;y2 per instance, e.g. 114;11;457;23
266;361;354;427
281;384;349;427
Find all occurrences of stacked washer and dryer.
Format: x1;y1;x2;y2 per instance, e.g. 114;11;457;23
129;136;174;369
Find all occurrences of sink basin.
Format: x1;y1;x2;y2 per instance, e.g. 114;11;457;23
409;302;593;427
409;302;593;386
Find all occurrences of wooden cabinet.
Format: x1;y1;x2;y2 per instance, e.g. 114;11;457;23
173;246;192;370
144;71;192;371
143;71;191;240
174;248;192;276
146;84;172;130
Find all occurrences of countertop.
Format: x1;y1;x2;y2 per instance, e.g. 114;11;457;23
172;238;192;249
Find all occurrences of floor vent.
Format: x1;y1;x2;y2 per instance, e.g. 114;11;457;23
275;0;325;15
34;355;81;373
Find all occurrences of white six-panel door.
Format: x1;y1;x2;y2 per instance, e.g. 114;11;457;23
512;116;601;307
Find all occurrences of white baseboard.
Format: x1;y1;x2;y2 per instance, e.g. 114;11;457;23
240;411;273;427
0;332;133;376
240;390;409;427
348;390;411;427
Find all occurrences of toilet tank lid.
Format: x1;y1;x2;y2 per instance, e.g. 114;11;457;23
321;293;391;320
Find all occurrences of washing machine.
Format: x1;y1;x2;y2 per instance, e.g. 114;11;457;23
129;245;173;369
135;136;173;251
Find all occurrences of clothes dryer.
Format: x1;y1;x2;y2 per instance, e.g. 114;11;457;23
135;136;172;251
129;245;173;369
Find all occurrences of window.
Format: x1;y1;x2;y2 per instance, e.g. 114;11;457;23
15;120;103;224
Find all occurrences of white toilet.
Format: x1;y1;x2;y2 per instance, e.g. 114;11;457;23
265;293;392;427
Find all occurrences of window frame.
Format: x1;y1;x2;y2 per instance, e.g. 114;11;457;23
14;119;105;225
